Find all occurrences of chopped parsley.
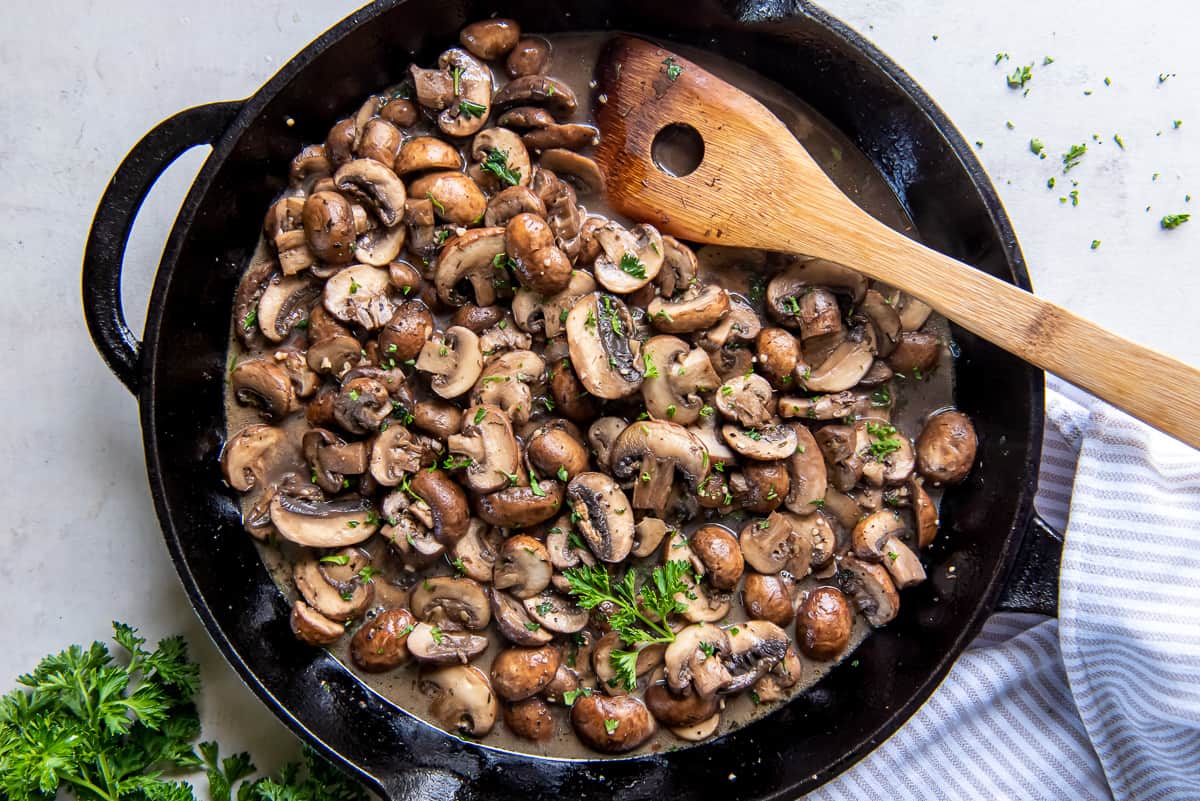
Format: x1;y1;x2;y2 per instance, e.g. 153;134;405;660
604;718;621;735
557;465;569;481
241;306;258;331
1161;213;1191;229
642;352;659;378
1030;138;1046;159
481;148;521;187
620;252;647;279
562;686;593;706
866;422;904;460
319;554;350;565
529;470;547;497
524;621;542;631
452;558;467;576
426;191;445;214
430;626;445;645
1062;143;1087;173
459;98;487;118
1007;64;1032;89
473;407;487;424
662;57;682;81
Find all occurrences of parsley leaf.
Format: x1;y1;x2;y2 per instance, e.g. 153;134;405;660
481;148;522;187
1161;213;1191;229
619;252;646;279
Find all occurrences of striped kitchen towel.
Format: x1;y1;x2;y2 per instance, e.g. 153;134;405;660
811;376;1200;801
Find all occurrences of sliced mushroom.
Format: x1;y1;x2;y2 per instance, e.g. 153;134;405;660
414;48;493;138
722;620;791;693
409;468;471;544
647;285;730;334
333;376;391;434
513;269;595;337
522;123;598;152
290;600;345;646
714;374;775;429
334;159;407;227
632;517;672;558
270;494;378;548
639;336;719;422
498;105;556;129
407;621;488;664
838;555;900;627
409;171;488;227
609;420;709;514
916;410;978;486
797;586;853;660
491;644;560;702
565;293;642;399
664;623;731;698
888;331;941;374
416;326;484;399
490;587;555;646
852;510;926;588
587;417;628;471
420;664;498;736
230;360;296;420
860;289;901;357
410;576;491;630
493;535;552;599
802;329;874;393
470;349;545;426
446;404;519;493
738;514;795;575
485;185;546;227
570;693;656;754
222;425;296;492
722;424;797;461
539;149;604;197
644;681;720;728
450;519;502;582
470;127;532;190
504;696;555;741
492;75;577;119
350;607;416;671
256;274;321;342
675;572;732;623
910;477;939;548
784;424;828;513
767;259;868;323
566;472;634;563
303;428;367;494
322;264;396;330
522;591;589;634
306;335;362;378
293;553;373;621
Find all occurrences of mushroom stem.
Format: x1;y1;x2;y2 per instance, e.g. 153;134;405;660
631;454;675;513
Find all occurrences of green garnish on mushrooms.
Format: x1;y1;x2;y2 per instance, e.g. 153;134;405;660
459;98;487;118
481;148;522;186
619;252;646;279
662;56;682;81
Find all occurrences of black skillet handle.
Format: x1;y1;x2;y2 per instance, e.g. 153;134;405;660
995;512;1063;616
82;101;243;394
373;767;464;801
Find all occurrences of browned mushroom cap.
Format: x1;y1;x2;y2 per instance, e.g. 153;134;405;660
490;644;560;701
797;586;853;660
729;461;790;515
647;285;730;334
492;535;552;599
505;212;572;294
792;287;843;340
909;477;939;548
489;587;555;646
497;105;556;129
860;420;916;485
722;424;798;461
565;293;643;399
721;620;792;693
689;525;744;590
415;326;484;399
802;328;875;393
409;576;491;631
859;289;901;357
407;621;488;664
349;607;416;672
353;118;402;169
570;693;656;754
409;171;488;226
485;185;547;227
231;359;297;420
767;259;868;323
474;475;565;526
271;494;379;548
644;680;720;728
640;337;720;425
307;335;362;378
222;425;296;492
609;420;710;513
409;468;470;544
715;374;776;429
526;421;589;480
916;410;978;486
293;551;374;621
420;664;498;736
779;391;861;422
255;273;321;342
738;514;793;575
290;600;345;646
888;331;941;374
566;472;634;563
303;428;367;494
505;38;551;78
664;623;731;697
378;300;434;362
782;424;827;514
426;48;493;138
838;555;900;627
393;136;463;176
504;696;556;740
460;18;521;60
445;404;518;494
435;227;507;307
742;572;796;626
493;75;578;119
289;144;332;188
303;190;357;264
522;591;589;633
334;159;407;228
756;327;801;388
851;510;926;589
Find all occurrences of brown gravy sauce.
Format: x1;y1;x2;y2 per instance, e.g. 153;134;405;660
225;31;955;759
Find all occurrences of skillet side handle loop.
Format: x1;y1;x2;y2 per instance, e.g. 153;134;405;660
995;513;1062;617
82;101;243;394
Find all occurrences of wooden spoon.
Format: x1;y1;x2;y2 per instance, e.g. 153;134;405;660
593;36;1200;448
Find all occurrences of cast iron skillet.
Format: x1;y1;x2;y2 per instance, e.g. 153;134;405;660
82;1;1062;798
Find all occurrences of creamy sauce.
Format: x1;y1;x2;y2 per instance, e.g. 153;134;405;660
225;31;955;759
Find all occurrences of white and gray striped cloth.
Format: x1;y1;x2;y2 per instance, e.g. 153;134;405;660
812;377;1200;801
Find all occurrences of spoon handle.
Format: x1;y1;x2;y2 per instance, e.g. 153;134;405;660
828;220;1200;448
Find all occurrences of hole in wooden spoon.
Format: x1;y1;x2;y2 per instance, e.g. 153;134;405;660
651;123;704;177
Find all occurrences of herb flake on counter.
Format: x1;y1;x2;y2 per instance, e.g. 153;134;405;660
1161;213;1191;229
1091;240;1101;250
1062;143;1087;172
1007;64;1032;90
1114;133;1125;150
1043;56;1054;65
1030;139;1046;158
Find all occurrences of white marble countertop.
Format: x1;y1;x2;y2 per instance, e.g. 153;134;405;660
1;0;1194;790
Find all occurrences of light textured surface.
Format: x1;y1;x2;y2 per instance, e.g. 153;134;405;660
0;0;1195;791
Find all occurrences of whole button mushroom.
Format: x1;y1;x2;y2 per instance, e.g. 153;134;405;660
526;422;589;480
350;608;416;672
916;410;978;486
742;572;796;626
420;664;498;737
378;300;434;362
490;644;561;701
302;190;357;264
505;213;572;294
504;696;556;741
506;37;551;78
570;693;657;754
460;18;521;61
290;600;344;646
688;525;744;590
797;586;853;660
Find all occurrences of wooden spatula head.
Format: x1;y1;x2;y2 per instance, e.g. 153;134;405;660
593;35;865;255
